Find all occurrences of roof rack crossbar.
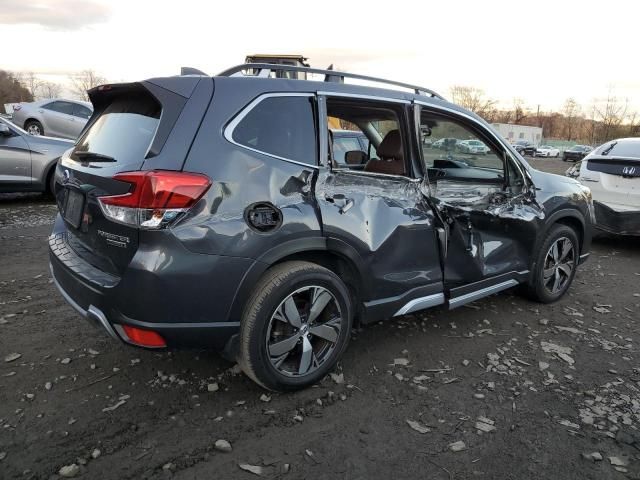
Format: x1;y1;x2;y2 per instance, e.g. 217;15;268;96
217;63;444;100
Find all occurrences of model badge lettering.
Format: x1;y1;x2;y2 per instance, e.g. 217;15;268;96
97;230;129;248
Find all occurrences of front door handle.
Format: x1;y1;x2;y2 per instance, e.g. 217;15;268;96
325;194;354;214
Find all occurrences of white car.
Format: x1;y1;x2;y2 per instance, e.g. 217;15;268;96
458;139;490;155
535;145;560;157
566;138;640;235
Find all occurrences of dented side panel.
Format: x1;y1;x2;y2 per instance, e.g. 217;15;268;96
432;180;543;286
315;171;443;302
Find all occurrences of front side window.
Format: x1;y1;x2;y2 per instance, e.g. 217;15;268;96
420;110;504;183
232;96;317;165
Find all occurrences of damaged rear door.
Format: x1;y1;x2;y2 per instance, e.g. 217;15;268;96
416;105;542;307
315;94;444;322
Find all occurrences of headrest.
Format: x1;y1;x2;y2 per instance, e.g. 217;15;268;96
377;129;403;159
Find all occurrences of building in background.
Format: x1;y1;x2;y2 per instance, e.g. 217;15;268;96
492;123;543;145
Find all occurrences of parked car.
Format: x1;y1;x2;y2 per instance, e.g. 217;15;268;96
535;145;560;158
49;65;593;391
0;117;73;194
11;98;93;140
562;145;592;162
458;139;490;155
432;137;460;150
330;129;370;168
566;138;640;235
511;140;537;156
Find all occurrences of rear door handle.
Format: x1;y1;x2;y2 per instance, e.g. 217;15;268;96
325;194;354;214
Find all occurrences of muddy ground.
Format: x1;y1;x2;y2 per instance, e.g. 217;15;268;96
1;158;640;480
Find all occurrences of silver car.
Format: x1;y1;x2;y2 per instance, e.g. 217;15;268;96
11;98;93;140
0;117;73;194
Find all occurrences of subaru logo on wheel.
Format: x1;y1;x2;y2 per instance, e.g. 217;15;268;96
622;166;636;176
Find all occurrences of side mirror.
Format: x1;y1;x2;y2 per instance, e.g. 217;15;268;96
0;124;12;137
345;150;367;165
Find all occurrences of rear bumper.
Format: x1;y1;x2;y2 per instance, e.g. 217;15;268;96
49;216;251;350
593;201;640;236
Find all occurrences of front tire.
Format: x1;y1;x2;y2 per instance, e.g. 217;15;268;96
239;261;353;391
525;224;579;303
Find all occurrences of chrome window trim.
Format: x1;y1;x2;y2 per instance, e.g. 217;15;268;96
414;101;530;184
223;92;319;169
318;91;411;104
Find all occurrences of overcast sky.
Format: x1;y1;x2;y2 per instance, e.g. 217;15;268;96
2;0;639;110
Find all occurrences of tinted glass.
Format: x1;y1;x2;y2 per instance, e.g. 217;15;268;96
233;96;317;165
71;95;160;164
44;101;74;115
73;104;92;119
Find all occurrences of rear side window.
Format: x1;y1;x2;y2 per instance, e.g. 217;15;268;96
71;95;160;163
232;96;317;165
44;101;75;115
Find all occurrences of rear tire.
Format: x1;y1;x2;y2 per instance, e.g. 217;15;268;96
239;261;353;391
25;120;44;136
524;224;579;303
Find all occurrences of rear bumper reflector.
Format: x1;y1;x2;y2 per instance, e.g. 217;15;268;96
116;324;167;348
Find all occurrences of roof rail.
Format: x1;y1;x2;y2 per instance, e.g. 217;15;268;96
217;63;445;100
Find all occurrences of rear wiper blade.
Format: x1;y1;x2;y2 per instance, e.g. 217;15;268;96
74;151;116;162
601;141;617;156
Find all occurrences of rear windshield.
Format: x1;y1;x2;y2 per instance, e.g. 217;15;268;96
71;95;160;163
595;141;640;158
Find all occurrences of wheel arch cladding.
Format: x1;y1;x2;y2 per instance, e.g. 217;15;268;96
227;246;364;324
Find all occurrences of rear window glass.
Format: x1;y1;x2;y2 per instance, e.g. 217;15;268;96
232;96;317;165
595;141;640;158
72;95;160;163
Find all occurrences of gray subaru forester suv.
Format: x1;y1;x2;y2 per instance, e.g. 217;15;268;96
49;64;593;391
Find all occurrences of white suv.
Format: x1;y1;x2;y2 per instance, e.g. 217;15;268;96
567;138;640;235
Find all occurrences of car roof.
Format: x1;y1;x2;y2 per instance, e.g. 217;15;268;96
28;98;93;108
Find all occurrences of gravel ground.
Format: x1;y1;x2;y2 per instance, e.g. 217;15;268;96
1;158;640;480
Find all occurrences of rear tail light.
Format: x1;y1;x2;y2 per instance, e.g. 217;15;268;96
98;170;211;229
120;325;166;348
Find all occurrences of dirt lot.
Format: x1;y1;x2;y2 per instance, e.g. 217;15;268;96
1;158;640;480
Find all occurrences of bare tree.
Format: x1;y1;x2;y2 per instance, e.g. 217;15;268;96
15;72;42;99
561;98;581;141
69;70;106;101
594;91;628;143
512;98;528;124
449;85;497;121
39;81;62;99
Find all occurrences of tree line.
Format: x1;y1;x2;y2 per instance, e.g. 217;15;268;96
0;69;106;112
450;86;639;146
